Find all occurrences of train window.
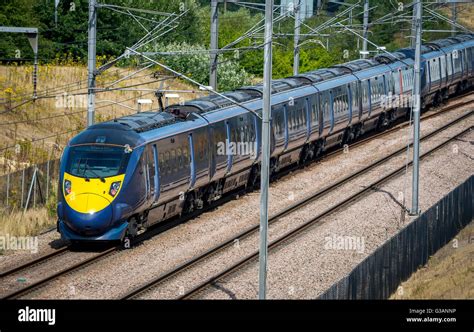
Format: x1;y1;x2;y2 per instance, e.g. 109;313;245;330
163;151;170;175
440;57;446;79
350;82;358;113
170;149;176;173
201;139;206;161
177;148;183;170
288;108;295;131
292;109;297;129
147;146;155;178
393;71;399;95
300;107;305;128
289;110;294;130
361;81;368;109
311;98;318;125
321;91;330;122
447;54;453;76
183;148;189;168
274;116;279;136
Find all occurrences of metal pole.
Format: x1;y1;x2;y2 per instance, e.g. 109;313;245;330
451;2;457;37
46;159;50;201
209;0;218;91
293;0;301;76
22;167;37;218
87;0;97;127
410;0;422;216
20;168;25;208
6;171;10;208
33;167;36;208
361;0;369;59
259;0;273;300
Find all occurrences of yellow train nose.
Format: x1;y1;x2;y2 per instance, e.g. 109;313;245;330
63;173;125;214
66;192;111;214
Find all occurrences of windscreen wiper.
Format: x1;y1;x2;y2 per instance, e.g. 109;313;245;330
85;164;106;183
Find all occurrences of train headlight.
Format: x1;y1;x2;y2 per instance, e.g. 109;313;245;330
64;180;72;195
109;181;121;197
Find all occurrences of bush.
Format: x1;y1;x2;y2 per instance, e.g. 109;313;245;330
149;42;252;91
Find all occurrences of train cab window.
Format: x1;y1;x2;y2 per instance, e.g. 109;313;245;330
66;145;131;179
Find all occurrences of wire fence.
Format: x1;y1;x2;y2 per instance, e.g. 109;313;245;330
318;175;473;299
0;159;60;215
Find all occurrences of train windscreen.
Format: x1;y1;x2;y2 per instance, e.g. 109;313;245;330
66;145;131;179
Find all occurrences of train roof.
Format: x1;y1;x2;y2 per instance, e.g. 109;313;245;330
96;111;179;133
166;78;310;117
165;89;258;118
292;68;343;83
373;51;407;64
449;34;474;43
424;34;474;50
396;45;433;58
331;59;379;72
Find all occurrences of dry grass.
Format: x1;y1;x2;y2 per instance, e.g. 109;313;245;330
391;221;474;299
0;63;198;242
0;64;197;174
441;4;474;31
0;207;55;238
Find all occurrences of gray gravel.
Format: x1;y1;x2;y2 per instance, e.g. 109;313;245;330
197;128;473;299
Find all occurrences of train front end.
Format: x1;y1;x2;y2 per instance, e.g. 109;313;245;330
57;125;142;242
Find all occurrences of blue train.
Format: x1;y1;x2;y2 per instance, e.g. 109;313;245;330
57;34;474;243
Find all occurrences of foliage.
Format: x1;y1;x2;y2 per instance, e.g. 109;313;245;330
150;42;252;91
0;0;462;83
0;0;203;63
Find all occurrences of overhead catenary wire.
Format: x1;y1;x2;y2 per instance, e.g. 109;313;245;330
0;90;158;153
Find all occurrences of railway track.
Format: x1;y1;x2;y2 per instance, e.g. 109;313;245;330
0;179;250;299
121;109;472;300
1;93;471;299
179;125;473;300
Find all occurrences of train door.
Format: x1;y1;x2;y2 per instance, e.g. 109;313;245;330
347;84;353;125
305;97;311;140
283;104;289;151
329;90;335;134
426;60;431;93
225;120;233;173
188;133;196;188
152;144;160;202
147;145;154;201
367;80;372;118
